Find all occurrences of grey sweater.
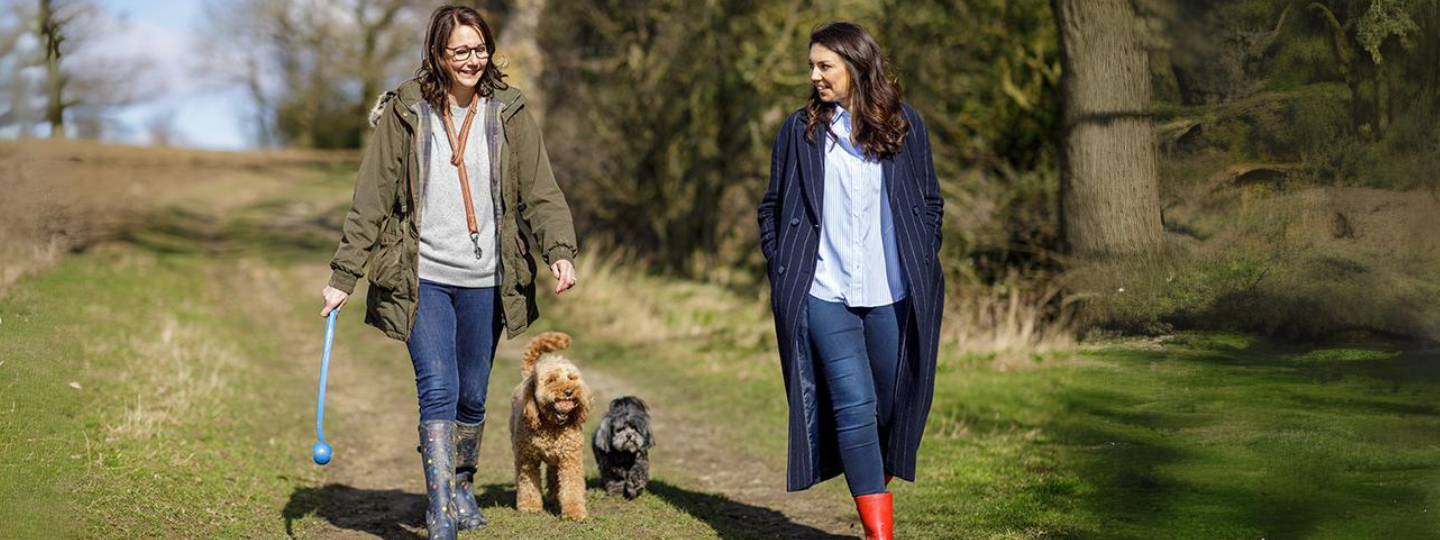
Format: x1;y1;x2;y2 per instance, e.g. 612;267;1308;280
418;100;498;287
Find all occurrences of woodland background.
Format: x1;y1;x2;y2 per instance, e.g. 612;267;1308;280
4;2;1440;537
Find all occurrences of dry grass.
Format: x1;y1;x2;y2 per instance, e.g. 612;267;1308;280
558;246;1079;370
942;272;1080;369
0;139;355;297
80;312;243;443
554;247;777;352
1074;182;1440;340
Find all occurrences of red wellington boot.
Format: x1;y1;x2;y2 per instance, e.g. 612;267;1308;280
854;492;893;540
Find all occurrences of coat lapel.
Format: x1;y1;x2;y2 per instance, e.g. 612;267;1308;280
801;128;825;222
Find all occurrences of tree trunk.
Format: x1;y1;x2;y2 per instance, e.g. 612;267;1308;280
1052;0;1162;257
355;0;407;149
499;0;547;122
39;0;65;139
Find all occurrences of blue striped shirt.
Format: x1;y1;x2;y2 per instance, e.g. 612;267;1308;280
809;106;907;307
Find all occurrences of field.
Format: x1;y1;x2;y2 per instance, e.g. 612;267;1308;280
2;141;1439;539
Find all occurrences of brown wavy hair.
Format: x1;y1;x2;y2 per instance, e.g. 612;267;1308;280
416;5;507;107
803;22;908;160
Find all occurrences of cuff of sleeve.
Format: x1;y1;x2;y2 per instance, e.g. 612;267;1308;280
544;244;577;265
328;270;359;295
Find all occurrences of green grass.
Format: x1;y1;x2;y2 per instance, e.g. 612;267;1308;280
0;244;322;537
0;163;842;539
541;262;1440;539
907;334;1440;539
5;157;1440;538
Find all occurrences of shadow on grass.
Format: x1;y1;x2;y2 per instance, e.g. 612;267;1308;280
1037;341;1440;538
117;207;229;256
644;480;851;540
471;479;849;539
282;484;425;540
113;199;346;264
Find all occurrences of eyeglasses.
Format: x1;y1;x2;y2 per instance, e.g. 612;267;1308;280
447;46;489;63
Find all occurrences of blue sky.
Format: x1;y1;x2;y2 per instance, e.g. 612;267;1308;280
99;0;252;150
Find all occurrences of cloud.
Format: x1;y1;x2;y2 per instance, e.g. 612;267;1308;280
68;3;251;149
74;6;205;100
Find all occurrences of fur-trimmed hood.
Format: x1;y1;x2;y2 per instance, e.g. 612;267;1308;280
367;91;399;128
366;79;422;128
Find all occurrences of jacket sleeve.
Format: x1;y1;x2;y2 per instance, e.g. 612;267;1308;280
907;105;943;249
515;107;578;265
758;114;796;261
328;101;404;294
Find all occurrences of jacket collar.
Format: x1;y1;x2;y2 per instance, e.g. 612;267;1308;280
371;79;528;128
490;85;526;121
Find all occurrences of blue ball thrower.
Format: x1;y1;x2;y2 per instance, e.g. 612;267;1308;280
311;309;338;465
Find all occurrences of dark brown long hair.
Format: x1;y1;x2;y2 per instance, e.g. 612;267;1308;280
804;22;908;160
415;5;507;107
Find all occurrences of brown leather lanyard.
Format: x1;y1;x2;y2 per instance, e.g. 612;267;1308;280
440;94;483;260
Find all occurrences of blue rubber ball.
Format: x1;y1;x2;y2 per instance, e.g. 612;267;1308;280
312;442;332;465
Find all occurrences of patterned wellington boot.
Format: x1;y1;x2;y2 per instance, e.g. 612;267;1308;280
418;421;458;540
453;421;487;529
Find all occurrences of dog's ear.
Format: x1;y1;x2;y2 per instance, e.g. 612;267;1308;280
592;415;613;453
572;379;593;426
521;375;543;430
640;416;656;449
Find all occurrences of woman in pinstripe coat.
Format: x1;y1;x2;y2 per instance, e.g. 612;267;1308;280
757;21;944;540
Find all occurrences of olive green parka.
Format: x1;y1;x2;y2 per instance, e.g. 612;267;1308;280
327;79;577;342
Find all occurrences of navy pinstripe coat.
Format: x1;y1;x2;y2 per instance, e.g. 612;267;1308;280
757;103;945;492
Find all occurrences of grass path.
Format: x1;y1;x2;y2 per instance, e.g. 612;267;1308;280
282;285;857;539
0;162;860;539
6;153;1440;538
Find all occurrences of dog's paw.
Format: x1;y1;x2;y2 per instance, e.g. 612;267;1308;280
605;480;625;497
561;506;588;521
515;492;544;513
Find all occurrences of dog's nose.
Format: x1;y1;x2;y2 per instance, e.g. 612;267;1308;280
564;389;574;398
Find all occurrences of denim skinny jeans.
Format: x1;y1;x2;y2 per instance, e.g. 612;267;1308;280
806;295;908;497
406;279;503;424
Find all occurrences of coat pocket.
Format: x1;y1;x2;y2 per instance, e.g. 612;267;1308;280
512;249;536;287
368;243;405;290
367;222;408;290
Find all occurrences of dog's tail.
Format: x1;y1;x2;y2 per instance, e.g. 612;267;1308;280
522;331;571;375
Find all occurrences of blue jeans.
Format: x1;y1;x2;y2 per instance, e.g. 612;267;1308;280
806;295;907;497
406;279;502;424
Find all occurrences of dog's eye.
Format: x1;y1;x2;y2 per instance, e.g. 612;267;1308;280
567;373;577;381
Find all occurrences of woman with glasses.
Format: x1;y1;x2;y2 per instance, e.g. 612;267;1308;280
757;21;945;540
320;5;577;538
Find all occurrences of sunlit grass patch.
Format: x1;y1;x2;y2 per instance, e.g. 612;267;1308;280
1290;348;1402;363
104;315;242;442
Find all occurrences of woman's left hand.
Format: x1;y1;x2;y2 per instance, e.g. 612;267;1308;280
550;259;577;295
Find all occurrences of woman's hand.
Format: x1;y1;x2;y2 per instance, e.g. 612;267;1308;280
550;260;577;295
321;285;349;317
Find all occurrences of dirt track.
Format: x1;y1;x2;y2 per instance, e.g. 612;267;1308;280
1;140;863;539
289;296;857;538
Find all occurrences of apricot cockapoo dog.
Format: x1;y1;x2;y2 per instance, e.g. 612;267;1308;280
510;331;592;520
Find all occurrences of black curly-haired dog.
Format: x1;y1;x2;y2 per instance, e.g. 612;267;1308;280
591;396;655;499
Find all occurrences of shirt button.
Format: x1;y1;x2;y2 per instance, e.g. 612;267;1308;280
790;217;800;226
